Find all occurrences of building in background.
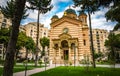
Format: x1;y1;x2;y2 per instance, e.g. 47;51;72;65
0;11;11;29
92;29;109;54
24;22;49;48
18;22;49;59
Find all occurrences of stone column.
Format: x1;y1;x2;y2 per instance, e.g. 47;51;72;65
75;46;78;65
69;46;71;62
59;47;61;64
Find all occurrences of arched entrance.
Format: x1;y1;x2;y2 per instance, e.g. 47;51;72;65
61;40;69;60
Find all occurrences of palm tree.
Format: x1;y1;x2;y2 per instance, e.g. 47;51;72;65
27;0;53;66
73;0;99;68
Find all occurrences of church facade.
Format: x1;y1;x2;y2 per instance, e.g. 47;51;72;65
49;8;91;64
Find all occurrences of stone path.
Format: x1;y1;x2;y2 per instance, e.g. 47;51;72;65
13;64;60;76
6;64;120;76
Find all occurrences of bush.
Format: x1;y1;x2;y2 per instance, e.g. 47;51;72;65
69;61;72;66
0;59;4;65
39;60;42;67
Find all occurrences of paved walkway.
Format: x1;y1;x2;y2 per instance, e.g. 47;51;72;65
13;64;60;76
7;64;120;76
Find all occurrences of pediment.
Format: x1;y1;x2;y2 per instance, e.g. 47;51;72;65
59;33;72;39
51;16;81;28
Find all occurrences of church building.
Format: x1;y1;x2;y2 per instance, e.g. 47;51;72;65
49;8;91;64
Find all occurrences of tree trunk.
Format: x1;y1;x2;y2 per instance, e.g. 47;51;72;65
3;0;26;76
25;49;28;76
88;11;96;68
111;47;116;68
35;10;40;67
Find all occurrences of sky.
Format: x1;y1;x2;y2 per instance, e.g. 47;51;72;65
0;0;117;31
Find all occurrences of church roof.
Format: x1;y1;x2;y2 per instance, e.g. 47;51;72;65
79;11;87;16
65;8;76;15
52;15;59;19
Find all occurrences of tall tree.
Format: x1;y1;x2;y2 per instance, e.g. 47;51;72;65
40;37;49;70
0;28;10;59
73;0;99;68
0;28;10;49
0;0;27;76
40;37;49;57
24;37;35;76
27;0;53;66
105;33;120;67
16;32;28;59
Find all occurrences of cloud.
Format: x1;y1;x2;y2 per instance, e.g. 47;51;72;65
21;0;116;31
21;0;73;28
87;8;116;31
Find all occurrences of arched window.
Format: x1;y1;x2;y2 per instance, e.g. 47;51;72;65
71;43;75;49
54;44;58;50
61;40;68;48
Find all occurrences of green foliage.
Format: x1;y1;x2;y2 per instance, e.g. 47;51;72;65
40;37;49;57
105;4;120;22
0;0;28;20
94;52;103;59
0;28;35;53
27;0;53;13
97;0;120;30
73;0;99;14
105;33;120;49
39;60;43;67
69;61;72;66
96;0;119;7
105;33;120;66
16;32;27;50
113;23;120;31
31;66;120;76
0;28;10;47
25;37;35;52
40;37;49;49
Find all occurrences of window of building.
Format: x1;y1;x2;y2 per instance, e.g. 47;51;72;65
96;31;98;34
83;40;86;46
1;19;7;28
83;34;85;36
44;32;46;35
54;44;58;50
71;43;75;49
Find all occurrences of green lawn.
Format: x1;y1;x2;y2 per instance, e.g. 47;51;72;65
0;64;43;75
0;67;30;75
31;66;120;76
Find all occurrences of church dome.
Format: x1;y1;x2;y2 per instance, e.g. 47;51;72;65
52;15;59;19
65;8;76;15
79;11;87;16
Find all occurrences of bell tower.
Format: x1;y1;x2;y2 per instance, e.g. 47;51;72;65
78;11;87;24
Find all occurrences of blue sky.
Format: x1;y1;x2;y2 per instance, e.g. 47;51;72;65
0;0;117;31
